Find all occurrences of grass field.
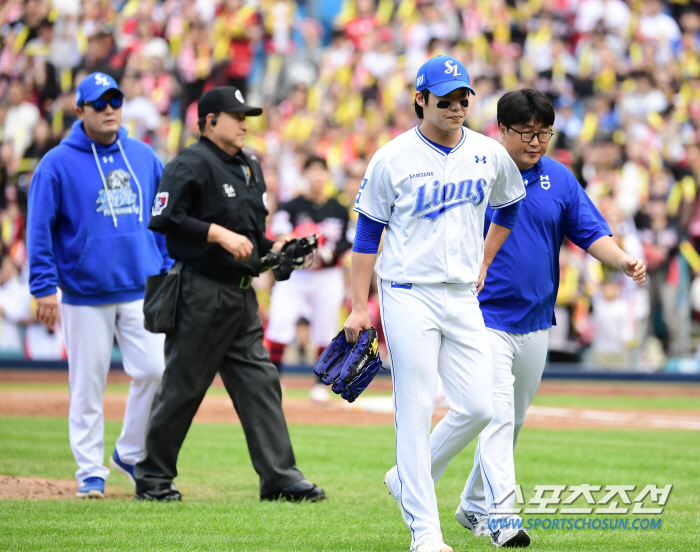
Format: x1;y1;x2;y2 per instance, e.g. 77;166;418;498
1;413;699;551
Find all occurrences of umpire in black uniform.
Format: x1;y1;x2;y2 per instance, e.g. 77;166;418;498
134;86;324;502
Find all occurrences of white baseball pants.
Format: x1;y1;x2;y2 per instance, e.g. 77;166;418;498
61;299;165;483
379;280;494;549
460;328;549;521
265;267;345;346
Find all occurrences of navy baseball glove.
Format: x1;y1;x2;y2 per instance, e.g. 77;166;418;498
315;327;383;403
314;330;353;385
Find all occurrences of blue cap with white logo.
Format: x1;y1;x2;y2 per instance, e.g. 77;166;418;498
75;72;123;106
415;55;476;97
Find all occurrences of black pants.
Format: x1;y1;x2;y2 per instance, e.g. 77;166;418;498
134;268;304;496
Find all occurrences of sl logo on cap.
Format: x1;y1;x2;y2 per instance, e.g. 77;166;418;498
444;60;461;77
235;89;245;103
95;73;111;86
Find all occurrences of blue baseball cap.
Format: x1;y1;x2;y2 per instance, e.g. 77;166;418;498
75;72;123;106
416;55;476;97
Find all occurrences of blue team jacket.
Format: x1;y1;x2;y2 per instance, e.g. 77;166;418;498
27;121;171;306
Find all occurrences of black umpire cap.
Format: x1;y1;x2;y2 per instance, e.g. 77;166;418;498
198;86;263;120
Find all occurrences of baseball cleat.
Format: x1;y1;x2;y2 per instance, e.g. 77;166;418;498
260;479;325;502
76;476;105;498
134;482;182;501
491;528;530;548
384;466;411;529
109;449;136;488
455;505;490;536
414;535;453;552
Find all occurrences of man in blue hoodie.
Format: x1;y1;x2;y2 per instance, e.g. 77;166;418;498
27;72;172;499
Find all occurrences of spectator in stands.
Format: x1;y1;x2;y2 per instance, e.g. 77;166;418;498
1;0;700;370
3;80;40;162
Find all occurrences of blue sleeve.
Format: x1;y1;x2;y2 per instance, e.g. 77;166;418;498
27;160;60;298
352;212;385;254
151;156;173;272
564;174;612;250
490;199;522;230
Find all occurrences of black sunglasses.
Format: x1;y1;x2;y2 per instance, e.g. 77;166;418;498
436;99;469;109
83;96;123;112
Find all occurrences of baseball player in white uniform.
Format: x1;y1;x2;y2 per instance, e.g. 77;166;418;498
449;89;645;547
343;56;526;552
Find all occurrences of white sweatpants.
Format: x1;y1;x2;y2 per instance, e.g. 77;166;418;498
265;267;345;346
379;280;494;549
460;328;549;521
61;299;165;483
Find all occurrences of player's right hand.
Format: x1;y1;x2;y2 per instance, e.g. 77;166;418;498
343;309;372;343
210;224;254;261
476;261;489;293
36;294;58;329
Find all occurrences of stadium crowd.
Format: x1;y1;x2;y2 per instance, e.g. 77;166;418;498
1;0;700;371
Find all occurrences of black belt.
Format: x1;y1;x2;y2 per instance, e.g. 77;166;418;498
184;266;253;288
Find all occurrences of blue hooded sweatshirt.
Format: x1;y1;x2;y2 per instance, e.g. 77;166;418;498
28;121;172;306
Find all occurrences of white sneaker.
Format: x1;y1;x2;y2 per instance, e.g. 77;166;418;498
310;383;330;403
414;535;453;552
491;527;530;548
455;505;490;536
383;466;411;529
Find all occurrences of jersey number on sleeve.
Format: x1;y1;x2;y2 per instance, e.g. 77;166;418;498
355;178;368;205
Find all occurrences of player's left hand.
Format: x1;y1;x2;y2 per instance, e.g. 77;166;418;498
622;256;646;285
272;234;293;252
476;262;489;293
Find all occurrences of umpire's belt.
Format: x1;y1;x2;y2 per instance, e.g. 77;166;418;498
183;266;253;288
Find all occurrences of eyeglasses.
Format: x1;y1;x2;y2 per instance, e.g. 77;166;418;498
436;99;469;109
507;127;554;143
83;96;123;112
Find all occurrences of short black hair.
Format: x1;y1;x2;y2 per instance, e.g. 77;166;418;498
497;89;555;129
303;155;327;171
414;89;430;119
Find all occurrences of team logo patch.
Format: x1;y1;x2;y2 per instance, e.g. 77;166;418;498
96;169;139;217
94;73;111;87
223;183;237;198
235;89;245;103
444;60;461;77
152;192;169;216
540;175;551;190
416;74;425;87
475;156;486;163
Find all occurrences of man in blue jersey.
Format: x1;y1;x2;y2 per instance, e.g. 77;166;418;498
442;89;646;547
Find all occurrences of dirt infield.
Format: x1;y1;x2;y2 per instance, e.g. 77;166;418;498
0;475;132;500
0;370;698;429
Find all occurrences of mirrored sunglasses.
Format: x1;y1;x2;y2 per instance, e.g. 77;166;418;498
84;96;123;112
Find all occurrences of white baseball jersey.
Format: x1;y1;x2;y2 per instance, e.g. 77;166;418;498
354;126;525;284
